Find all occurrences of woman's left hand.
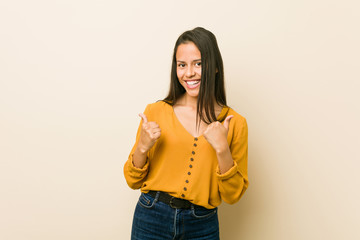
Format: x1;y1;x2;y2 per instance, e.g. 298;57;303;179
203;115;233;152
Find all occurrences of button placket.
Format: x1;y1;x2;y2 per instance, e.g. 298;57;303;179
182;137;198;197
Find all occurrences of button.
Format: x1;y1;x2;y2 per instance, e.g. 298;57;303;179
185;180;189;183
194;143;197;147
192;151;195;155
194;137;198;141
189;164;193;168
184;187;187;191
190;158;194;161
188;172;191;175
181;194;185;197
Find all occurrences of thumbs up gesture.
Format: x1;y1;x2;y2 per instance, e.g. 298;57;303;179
203;115;233;152
137;113;161;153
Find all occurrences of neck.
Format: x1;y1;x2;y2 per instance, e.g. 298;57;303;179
178;94;198;109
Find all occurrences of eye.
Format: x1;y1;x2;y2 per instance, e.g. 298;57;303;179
195;62;201;67
178;63;186;68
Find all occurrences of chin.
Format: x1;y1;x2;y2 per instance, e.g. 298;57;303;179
185;90;199;98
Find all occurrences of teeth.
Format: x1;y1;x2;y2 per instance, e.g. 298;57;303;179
186;81;200;85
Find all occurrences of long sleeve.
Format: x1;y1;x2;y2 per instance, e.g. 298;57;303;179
123;105;151;189
216;117;249;204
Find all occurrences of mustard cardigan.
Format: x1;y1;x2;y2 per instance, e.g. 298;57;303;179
124;101;248;209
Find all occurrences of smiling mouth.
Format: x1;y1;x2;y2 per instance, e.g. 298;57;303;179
185;80;201;89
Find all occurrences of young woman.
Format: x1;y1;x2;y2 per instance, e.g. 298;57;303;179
124;27;248;240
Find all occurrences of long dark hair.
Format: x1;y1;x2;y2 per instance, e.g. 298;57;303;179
163;27;228;127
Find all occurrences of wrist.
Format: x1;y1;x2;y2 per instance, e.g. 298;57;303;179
215;143;230;155
216;147;234;174
135;144;149;155
132;145;149;169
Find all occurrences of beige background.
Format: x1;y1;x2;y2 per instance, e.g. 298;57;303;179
1;0;359;239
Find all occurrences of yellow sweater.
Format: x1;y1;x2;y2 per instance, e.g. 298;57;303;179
124;101;248;209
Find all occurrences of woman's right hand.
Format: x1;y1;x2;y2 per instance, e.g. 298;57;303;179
136;113;161;154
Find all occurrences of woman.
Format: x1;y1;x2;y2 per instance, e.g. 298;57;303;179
124;27;248;240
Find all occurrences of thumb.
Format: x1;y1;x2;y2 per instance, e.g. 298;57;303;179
223;115;234;130
138;113;148;124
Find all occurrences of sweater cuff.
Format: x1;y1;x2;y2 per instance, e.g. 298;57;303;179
216;161;238;180
128;154;149;177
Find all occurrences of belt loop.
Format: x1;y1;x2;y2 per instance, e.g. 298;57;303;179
154;191;160;202
169;196;176;208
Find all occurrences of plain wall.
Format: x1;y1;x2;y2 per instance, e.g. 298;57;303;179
1;0;359;239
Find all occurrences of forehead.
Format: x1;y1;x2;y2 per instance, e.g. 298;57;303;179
176;42;201;60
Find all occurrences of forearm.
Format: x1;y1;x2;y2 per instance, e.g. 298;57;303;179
216;145;248;204
124;151;149;189
216;146;234;174
132;145;148;168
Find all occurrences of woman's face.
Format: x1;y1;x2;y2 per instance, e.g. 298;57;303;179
176;42;202;98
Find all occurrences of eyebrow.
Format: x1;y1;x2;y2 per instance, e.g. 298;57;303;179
176;59;202;63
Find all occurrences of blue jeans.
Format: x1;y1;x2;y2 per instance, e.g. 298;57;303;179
131;192;219;240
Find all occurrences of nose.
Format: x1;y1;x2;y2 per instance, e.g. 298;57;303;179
185;65;195;78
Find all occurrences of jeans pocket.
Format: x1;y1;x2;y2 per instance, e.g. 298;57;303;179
138;192;157;209
191;205;217;219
